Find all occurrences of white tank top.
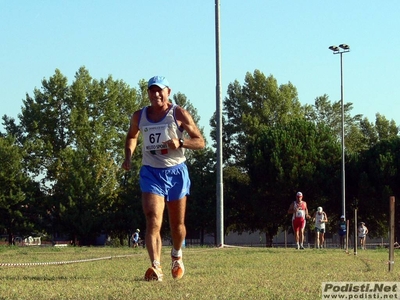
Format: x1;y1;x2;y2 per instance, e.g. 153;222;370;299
358;226;366;238
292;201;306;220
315;212;326;229
138;104;186;168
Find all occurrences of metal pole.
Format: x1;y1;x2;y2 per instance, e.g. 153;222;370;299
329;44;349;220
340;52;346;219
215;0;224;247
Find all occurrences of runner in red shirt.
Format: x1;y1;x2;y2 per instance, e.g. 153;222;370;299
288;192;309;249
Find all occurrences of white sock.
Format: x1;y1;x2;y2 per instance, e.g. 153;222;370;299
152;260;161;269
171;248;182;258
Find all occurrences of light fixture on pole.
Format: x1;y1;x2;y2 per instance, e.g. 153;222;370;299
329;43;350;219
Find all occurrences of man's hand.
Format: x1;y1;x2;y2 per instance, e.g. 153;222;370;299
162;139;179;150
122;159;131;171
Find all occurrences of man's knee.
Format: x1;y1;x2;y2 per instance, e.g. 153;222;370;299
146;214;163;231
170;222;185;232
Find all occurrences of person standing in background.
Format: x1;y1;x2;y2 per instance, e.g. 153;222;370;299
132;229;140;248
338;215;347;249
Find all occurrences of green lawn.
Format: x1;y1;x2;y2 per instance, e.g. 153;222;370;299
0;245;398;299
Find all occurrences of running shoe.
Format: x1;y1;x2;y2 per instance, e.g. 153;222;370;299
144;266;163;281
171;257;185;280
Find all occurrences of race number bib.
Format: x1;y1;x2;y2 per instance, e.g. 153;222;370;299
295;210;305;218
142;124;170;151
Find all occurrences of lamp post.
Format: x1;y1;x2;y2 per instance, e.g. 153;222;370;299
329;44;350;219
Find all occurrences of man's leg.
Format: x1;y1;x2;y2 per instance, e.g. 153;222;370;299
294;227;300;249
293;220;300;249
167;196;187;251
316;231;320;248
142;192;165;280
299;219;306;249
300;229;305;248
167;196;187;279
295;228;300;249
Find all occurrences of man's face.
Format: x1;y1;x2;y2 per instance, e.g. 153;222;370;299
296;196;302;202
148;85;171;106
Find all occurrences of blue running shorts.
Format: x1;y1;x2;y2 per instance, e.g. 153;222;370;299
139;163;191;201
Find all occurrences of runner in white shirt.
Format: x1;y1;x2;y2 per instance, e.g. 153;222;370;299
358;222;368;250
312;207;328;249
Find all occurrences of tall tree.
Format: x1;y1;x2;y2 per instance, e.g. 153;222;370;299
359;113;399;148
306;95;399;153
211;70;303;167
0;136;37;244
305;94;364;153
173;92;217;244
347;137;400;239
210;70;310;243
2;67;144;243
245;118;341;245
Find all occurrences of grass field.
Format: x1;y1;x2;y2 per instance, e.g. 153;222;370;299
0;245;398;299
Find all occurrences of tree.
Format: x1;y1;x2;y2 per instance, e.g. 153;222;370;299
211;70;303;167
172;92;217;245
305;94;364;153
210;71;338;244
306;96;399;154
245;118;341;245
347;137;400;239
186;147;216;245
359;113;399;149
2;67;144;244
223;166;252;234
0;136;36;244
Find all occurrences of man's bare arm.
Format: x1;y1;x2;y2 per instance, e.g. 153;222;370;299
122;110;141;170
175;106;205;150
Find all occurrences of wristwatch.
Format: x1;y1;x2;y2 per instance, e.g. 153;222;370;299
179;138;184;148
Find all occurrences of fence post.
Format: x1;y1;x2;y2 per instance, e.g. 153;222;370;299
284;229;287;248
389;196;395;272
346;219;349;254
354;209;357;256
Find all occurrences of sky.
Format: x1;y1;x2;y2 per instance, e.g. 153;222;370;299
1;1;400;143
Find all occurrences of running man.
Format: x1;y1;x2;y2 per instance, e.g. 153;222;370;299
288;192;310;250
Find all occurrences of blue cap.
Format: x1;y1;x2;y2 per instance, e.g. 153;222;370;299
148;76;169;89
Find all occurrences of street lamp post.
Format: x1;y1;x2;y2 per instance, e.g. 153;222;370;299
329;44;350;219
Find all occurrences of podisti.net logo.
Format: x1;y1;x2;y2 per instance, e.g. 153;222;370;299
321;282;400;299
